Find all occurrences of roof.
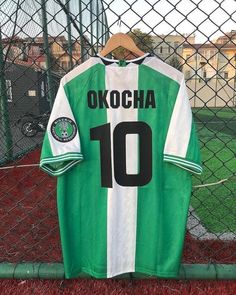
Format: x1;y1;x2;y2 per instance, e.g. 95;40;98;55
2;36;24;43
216;31;236;43
183;43;236;50
6;59;43;70
6;59;63;78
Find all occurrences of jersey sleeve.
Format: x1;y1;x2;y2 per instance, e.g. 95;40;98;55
40;79;83;176
163;76;202;174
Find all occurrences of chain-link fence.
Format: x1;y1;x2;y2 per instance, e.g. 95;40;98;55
0;0;235;279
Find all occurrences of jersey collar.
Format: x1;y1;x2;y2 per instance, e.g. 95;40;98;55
96;53;151;66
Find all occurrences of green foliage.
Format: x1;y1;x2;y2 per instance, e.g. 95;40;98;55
167;55;183;72
113;29;154;59
128;28;154;52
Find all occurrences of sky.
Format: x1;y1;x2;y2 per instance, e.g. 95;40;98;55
104;0;236;43
0;0;235;44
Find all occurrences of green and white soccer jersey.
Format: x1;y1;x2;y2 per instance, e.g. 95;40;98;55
40;53;202;279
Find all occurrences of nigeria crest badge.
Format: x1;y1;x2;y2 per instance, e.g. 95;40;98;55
51;117;77;142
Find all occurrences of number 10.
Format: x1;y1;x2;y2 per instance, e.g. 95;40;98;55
90;121;152;188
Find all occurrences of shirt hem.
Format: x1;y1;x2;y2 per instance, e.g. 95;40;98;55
66;267;179;279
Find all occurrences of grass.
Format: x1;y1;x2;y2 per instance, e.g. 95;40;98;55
191;107;236;233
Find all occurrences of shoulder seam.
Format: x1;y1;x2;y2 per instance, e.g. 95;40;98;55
61;57;102;86
144;56;184;85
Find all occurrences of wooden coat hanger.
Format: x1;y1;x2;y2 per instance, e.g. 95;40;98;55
99;32;145;57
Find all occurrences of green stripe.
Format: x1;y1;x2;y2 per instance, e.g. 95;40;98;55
136;64;192;276
163;155;202;173
40;132;53;160
136;64;184;275
59;63;108;278
186;120;201;166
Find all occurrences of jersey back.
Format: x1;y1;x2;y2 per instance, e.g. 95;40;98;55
40;54;202;279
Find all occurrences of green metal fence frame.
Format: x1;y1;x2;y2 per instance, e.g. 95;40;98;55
0;27;13;162
0;263;235;280
0;0;235;280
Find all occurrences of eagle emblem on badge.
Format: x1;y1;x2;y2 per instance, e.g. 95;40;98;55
51;117;77;142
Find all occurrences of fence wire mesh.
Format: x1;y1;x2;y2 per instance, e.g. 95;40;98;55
0;0;235;276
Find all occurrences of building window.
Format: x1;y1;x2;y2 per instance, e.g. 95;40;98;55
6;80;13;102
28;90;37;97
160;46;163;54
167;42;171;53
224;72;229;79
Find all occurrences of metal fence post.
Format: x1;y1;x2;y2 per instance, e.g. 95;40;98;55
79;0;86;62
41;0;54;109
0;27;13;162
65;0;73;70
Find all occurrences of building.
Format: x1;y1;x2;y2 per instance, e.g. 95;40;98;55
183;32;236;81
24;36;48;69
50;36;82;72
4;60;60;122
25;36;82;73
152;33;195;63
2;36;27;61
215;31;236;80
214;30;236;44
3;35;83;73
182;38;236;107
182;43;219;80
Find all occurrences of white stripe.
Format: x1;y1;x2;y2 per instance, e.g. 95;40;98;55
126;134;138;174
164;77;192;158
106;65;139;278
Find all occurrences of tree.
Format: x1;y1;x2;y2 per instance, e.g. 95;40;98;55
128;29;154;52
113;29;154;59
167;55;183;72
